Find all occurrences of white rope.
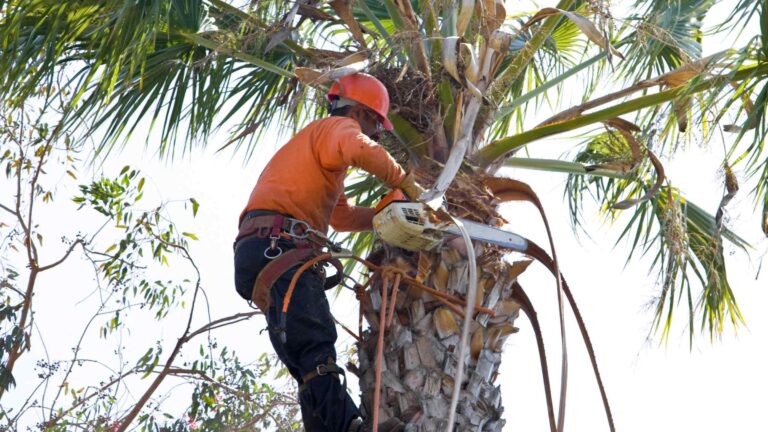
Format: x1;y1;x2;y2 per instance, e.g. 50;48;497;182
553;242;568;432
445;215;477;432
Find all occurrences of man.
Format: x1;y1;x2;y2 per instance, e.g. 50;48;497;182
233;73;423;432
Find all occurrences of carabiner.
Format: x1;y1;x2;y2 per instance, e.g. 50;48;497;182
264;235;283;258
287;219;311;239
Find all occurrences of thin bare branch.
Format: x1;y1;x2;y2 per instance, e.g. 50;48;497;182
0;280;25;297
38;238;85;272
114;237;202;432
44;369;137;428
0;202;15;215
184;311;263;342
48;283;118;420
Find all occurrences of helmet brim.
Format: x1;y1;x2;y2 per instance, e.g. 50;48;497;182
382;117;393;131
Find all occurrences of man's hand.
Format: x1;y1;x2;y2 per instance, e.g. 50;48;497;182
397;172;425;201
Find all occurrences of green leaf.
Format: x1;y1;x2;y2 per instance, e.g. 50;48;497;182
190;198;199;217
142;353;160;379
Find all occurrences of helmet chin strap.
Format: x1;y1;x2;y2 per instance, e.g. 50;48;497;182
329;97;360;115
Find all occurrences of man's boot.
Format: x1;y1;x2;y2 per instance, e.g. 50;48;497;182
347;417;405;432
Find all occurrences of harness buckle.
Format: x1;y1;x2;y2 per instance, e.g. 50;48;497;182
316;363;330;376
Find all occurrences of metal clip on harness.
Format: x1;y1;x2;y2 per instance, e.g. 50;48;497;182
265;235;282;258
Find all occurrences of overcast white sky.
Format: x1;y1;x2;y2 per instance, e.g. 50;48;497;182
3;1;767;431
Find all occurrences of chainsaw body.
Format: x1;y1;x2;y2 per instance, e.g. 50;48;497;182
372;199;446;251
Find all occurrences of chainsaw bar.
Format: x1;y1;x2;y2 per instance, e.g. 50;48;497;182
372;197;529;252
443;219;528;252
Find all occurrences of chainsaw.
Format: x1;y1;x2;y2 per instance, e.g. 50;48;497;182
372;190;528;252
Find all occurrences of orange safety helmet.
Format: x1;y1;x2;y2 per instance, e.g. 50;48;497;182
327;73;394;131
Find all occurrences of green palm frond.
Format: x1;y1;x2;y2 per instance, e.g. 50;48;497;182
763;1;768;60
0;0;326;157
477;60;768;165
713;0;763;36
618;0;712;81
0;0;763;344
564;135;748;342
491;18;590;137
541;9;589;67
490;0;579;103
489;53;606;142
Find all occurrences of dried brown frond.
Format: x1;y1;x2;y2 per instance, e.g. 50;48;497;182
409;162;500;225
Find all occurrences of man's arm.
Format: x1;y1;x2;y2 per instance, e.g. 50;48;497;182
320;118;406;187
330;193;376;232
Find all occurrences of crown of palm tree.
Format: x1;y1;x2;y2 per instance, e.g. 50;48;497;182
0;2;765;424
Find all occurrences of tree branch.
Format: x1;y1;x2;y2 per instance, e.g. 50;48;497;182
44;369;137;428
0;280;26;298
0;270;37;399
48;285;118;420
38;238;85;272
164;368;260;403
184;311;262;342
0;202;15;216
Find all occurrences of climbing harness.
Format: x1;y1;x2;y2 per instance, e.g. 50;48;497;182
237;211;345;336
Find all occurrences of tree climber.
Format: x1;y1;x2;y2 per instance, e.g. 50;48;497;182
233;73;424;432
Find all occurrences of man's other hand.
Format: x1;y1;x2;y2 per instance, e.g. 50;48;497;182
398;172;425;201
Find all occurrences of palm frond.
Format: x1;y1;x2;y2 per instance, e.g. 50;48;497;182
618;0;713;81
0;0;336;158
476;60;768;165
490;0;580;103
563;135;749;341
712;0;762;37
489;52;606;142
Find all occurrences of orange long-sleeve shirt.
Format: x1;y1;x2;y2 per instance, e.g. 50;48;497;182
241;117;406;233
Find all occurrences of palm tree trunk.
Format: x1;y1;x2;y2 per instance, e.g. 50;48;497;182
356;246;522;431
355;173;525;431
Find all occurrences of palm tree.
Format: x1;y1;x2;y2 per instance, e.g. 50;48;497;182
1;0;765;430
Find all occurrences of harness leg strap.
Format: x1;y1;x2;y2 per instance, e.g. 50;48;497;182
300;358;347;399
252;248;319;311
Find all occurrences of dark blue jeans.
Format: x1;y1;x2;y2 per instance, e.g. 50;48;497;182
234;235;360;432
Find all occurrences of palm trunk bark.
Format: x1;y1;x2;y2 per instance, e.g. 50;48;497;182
355;173;525;431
